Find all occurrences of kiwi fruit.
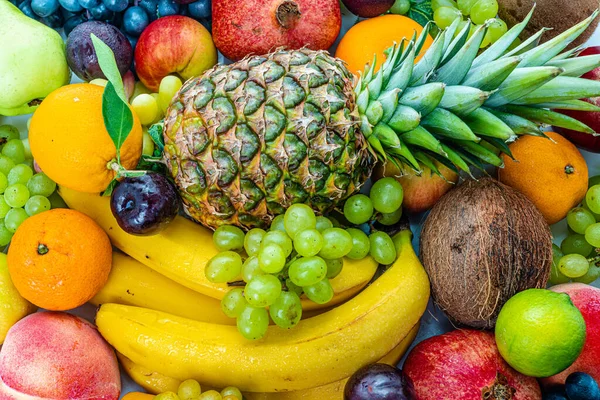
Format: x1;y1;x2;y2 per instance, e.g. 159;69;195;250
498;0;600;48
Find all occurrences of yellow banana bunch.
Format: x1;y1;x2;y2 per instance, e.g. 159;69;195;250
59;187;378;311
91;252;233;325
118;324;419;399
96;228;430;393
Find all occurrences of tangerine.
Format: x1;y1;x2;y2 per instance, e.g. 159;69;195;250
29;83;142;193
498;131;589;225
335;15;433;76
7;208;112;311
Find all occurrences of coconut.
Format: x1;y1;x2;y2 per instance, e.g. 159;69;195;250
498;0;600;49
420;178;553;329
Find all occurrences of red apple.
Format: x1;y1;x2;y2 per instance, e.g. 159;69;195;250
134;16;218;92
212;0;341;61
403;329;542;400
555;46;600;152
373;161;458;214
541;283;600;388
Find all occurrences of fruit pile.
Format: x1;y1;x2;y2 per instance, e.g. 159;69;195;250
4;0;600;400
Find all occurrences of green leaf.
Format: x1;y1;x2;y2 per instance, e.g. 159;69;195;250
101;179;119;197
102;81;134;161
148;122;165;153
90;34;127;104
408;0;433;28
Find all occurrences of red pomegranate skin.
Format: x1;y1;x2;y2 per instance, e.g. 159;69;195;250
555;46;600;153
403;330;541;400
212;0;341;61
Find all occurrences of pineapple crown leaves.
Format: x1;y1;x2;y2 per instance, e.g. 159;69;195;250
91;35;147;195
355;6;600;176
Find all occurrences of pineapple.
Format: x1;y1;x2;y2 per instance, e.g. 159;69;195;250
163;8;600;230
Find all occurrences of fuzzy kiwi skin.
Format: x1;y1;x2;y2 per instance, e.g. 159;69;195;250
419;178;553;330
498;0;600;48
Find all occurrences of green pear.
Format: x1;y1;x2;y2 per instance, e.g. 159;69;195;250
0;0;71;116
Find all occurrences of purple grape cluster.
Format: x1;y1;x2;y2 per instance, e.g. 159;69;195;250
9;0;211;51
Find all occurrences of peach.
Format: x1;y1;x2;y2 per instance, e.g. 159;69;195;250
541;283;600;387
0;312;120;400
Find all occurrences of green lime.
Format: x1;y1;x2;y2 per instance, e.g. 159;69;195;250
495;288;586;378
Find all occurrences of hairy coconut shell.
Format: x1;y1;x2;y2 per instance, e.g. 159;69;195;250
420;178;552;329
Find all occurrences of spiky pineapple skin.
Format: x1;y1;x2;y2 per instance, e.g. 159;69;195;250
163;49;375;230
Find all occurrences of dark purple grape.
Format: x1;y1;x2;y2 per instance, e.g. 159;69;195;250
102;0;127;12
125;33;138;51
187;0;209;19
542;386;568;400
344;364;416;400
123;6;149;36
157;0;179;16
64;14;87;36
138;0;158;21
40;10;64;27
31;0;59;17
58;0;83;12
88;2;113;19
18;1;39;19
77;0;99;9
110;172;180;236
199;17;211;32
565;372;600;400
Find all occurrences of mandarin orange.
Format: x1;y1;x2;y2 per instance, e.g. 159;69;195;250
7;208;112;310
29;83;142;193
498;131;588;225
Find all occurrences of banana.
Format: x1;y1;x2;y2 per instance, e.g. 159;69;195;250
118;323;419;399
243;323;420;400
95;228;430;393
118;352;182;394
91;252;233;325
59;187;378;312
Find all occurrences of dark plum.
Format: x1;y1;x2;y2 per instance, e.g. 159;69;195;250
110;172;180;236
344;363;416;400
565;372;600;400
341;0;395;17
66;21;132;81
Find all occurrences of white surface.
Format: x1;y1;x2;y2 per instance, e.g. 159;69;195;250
1;7;600;398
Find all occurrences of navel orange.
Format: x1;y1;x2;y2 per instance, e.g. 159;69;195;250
335;15;433;76
29;83;142;193
498;131;589;225
7;208;112;311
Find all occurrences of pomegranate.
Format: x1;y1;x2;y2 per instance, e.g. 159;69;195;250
403;330;541;400
555;47;600;153
212;0;341;61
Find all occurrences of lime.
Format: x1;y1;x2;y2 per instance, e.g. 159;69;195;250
495;289;586;378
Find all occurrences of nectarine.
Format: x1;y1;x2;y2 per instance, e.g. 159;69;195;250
0;312;120;400
542;283;600;387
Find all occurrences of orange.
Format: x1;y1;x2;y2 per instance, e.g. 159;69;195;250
122;393;155;400
335;15;434;76
498;131;588;225
29;83;142;193
7;208;112;311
